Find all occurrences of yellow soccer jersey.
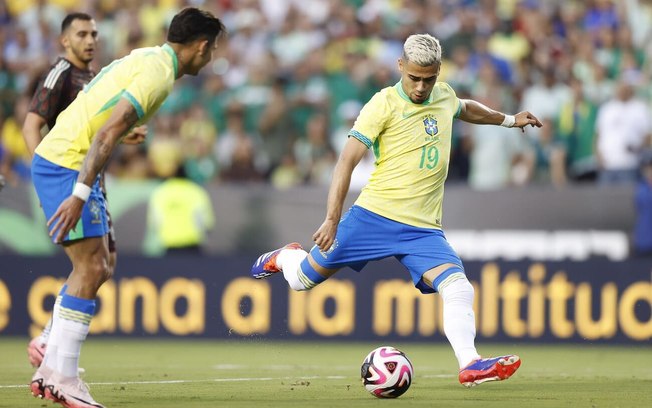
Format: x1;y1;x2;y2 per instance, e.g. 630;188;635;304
35;44;178;170
351;81;461;229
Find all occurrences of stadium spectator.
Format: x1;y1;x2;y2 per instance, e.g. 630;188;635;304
2;26;48;91
219;136;266;183
0;51;19;117
179;103;219;184
583;0;620;38
582;61;615;105
519;67;572;129
295;111;337;186
557;78;599;181
440;44;474;94
216;104;267;181
0;95;30;185
147;164;215;255
531;117;567;186
147;115;183;179
28;8;225;408
468;97;534;190
218;105;266;183
595;78;652;185
270;152;303;189
251;33;542;388
258;76;294;172
487;19;530;65
286;51;329;139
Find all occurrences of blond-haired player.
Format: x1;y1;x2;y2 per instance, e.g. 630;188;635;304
252;33;542;387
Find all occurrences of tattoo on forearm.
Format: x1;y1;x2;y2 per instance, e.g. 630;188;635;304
78;105;139;185
79;138;113;185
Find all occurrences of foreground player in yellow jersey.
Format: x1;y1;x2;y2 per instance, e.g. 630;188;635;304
29;8;225;408
23;12;147;371
252;33;542;388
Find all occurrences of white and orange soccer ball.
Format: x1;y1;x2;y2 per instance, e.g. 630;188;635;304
360;346;413;398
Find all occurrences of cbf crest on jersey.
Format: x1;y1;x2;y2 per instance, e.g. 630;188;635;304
423;115;438;136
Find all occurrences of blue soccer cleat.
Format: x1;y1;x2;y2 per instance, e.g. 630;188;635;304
251;242;303;279
458;355;521;387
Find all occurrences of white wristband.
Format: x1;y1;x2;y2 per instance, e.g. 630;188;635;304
72;182;91;202
501;114;516;128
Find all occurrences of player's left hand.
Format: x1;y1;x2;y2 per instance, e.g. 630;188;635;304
121;125;148;145
514;111;543;132
47;196;85;243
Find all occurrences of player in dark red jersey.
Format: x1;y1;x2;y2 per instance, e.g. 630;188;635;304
22;12;146;369
23;13;97;142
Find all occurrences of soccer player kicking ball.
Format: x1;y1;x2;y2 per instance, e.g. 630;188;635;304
29;8;225;408
252;33;542;388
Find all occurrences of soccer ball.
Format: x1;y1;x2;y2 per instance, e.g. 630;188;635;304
360;346;413;398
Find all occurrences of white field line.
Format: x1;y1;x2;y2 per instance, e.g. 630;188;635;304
0;373;454;389
1;363;453;389
0;375;348;389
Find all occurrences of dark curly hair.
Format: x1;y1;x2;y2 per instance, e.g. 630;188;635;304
167;8;226;45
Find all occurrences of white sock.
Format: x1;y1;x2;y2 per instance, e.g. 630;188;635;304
439;275;481;369
276;248;309;291
43;302;61;370
57;318;90;377
39;319;53;345
55;294;95;378
40;284;67;345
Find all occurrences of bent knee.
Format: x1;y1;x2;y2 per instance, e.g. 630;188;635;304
83;254;111;285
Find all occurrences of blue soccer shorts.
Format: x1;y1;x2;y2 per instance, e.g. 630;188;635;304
309;205;465;293
31;154;109;243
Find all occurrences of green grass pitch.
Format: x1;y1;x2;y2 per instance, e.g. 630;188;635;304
1;338;651;407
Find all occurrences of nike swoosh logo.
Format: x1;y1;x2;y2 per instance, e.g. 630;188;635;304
402;111;416;119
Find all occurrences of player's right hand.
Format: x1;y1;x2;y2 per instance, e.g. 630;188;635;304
47;196;85;243
312;219;339;252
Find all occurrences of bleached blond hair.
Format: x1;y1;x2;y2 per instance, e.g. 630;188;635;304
402;34;442;66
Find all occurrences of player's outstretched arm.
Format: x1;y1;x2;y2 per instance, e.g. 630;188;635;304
47;100;140;243
458;99;542;132
313;137;368;252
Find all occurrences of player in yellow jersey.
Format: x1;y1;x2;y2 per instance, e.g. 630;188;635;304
29;8;225;408
252;34;542;388
23;12;147;371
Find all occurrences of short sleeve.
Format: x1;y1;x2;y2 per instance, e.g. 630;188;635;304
28;62;69;125
122;63;169;119
348;92;390;148
440;82;462;118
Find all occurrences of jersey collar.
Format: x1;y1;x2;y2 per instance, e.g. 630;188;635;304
162;43;179;78
394;80;434;105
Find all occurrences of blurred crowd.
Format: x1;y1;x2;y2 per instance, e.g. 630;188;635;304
1;0;652;191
